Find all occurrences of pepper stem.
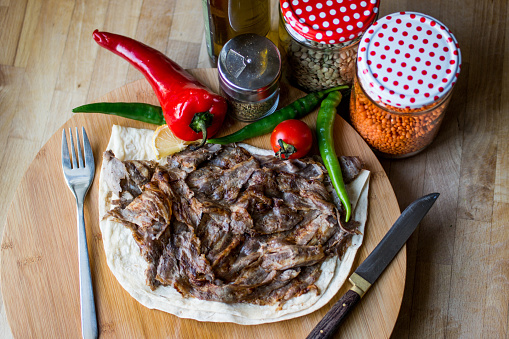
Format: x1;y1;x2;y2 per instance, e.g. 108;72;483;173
275;139;297;159
189;111;214;148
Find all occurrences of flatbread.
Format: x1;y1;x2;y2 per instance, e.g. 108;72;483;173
98;125;370;324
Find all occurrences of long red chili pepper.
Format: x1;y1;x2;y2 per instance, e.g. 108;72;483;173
93;30;227;145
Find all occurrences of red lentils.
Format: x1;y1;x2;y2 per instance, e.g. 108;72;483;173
350;12;461;158
350;76;451;157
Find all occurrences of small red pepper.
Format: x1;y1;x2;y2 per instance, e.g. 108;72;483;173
93;30;227;145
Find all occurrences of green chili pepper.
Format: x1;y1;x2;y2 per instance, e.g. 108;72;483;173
207;85;349;145
72;102;165;125
316;91;352;222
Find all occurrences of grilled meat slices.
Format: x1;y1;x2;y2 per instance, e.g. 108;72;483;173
105;144;363;305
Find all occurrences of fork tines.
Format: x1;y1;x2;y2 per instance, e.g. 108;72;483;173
62;127;94;170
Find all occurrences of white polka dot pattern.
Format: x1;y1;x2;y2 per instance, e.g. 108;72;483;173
357;12;461;108
280;0;379;44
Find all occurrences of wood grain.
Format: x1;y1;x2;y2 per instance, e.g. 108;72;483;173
1;69;403;338
1;0;508;338
126;0;176;84
0;0;27;65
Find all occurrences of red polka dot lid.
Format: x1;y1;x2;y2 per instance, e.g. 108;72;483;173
357;12;461;109
280;0;380;44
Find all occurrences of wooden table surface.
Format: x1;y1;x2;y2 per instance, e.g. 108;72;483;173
0;0;507;338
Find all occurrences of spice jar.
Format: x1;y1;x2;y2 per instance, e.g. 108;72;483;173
350;12;461;158
278;0;379;92
218;33;281;122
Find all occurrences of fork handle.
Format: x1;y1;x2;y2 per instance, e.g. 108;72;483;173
77;203;98;339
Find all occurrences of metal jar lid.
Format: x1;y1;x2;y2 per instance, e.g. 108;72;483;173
218;33;281;102
280;0;380;45
357;12;461;109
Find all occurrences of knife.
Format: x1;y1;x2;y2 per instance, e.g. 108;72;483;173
307;193;440;339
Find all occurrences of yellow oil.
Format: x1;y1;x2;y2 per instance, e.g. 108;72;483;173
202;0;270;64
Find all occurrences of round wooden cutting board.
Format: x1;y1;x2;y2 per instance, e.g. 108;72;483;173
1;69;403;338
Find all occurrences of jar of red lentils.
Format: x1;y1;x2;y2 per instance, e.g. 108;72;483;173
279;0;379;92
350;12;461;158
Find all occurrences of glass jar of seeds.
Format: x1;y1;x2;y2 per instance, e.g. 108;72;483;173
279;0;379;93
350;12;462;158
218;33;281;122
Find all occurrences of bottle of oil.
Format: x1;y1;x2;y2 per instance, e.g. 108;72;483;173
202;0;270;64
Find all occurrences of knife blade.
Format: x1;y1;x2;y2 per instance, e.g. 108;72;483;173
307;193;440;339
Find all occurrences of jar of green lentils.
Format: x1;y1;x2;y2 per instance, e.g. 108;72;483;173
279;0;379;92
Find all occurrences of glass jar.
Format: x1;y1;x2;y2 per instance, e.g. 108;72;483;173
350;73;453;158
202;0;271;64
218;33;281;122
350;12;461;158
278;0;379;92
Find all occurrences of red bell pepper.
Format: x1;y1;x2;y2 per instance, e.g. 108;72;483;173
92;30;227;145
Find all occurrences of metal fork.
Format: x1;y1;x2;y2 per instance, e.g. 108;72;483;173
62;127;98;339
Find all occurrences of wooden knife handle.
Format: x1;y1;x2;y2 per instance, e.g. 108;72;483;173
306;289;361;339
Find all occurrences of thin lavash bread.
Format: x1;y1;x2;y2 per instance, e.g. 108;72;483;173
98;125;370;324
